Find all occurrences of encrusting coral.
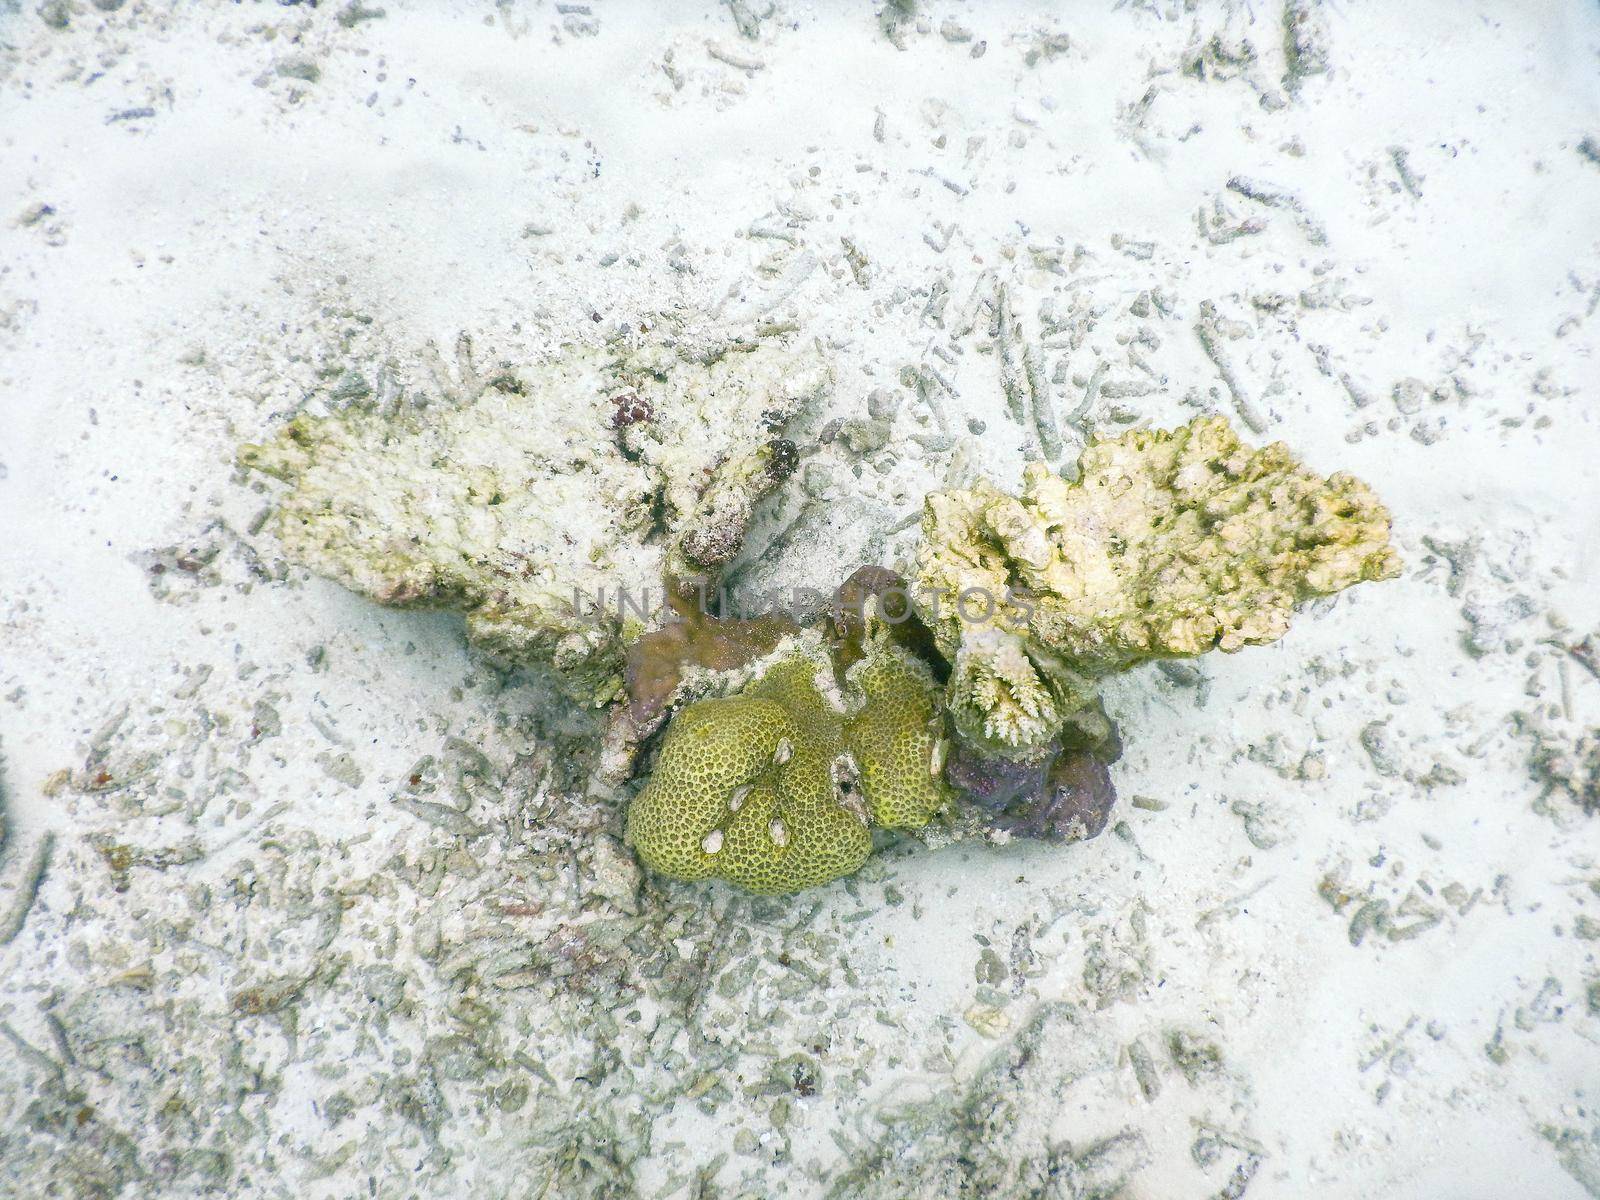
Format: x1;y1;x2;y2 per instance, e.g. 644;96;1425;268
625;632;948;893
239;329;827;706
915;415;1401;758
943;739;1118;843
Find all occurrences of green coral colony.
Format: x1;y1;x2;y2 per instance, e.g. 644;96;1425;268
243;339;1400;896
626;635;945;894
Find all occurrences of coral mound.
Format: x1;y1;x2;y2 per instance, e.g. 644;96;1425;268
626;635;947;894
626;416;1399;893
242;363;1400;895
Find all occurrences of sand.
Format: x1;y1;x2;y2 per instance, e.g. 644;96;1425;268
1;2;1598;1197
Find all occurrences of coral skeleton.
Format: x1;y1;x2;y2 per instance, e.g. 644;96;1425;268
240;330;827;705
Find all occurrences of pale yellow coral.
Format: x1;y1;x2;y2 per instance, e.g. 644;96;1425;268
915;416;1400;754
943;627;1064;755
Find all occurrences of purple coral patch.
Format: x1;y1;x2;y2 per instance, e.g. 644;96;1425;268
947;742;1116;843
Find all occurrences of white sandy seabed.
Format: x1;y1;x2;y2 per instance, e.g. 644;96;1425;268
1;2;1598;1198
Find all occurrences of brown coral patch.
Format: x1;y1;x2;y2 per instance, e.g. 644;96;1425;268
623;609;801;733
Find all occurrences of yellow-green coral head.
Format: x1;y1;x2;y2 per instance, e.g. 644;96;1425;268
626;636;952;894
843;641;950;829
626;654;872;894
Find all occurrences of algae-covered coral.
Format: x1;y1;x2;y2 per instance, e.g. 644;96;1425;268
240;331;827;705
622;416;1397;893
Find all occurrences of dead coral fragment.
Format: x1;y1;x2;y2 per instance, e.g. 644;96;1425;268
1517;712;1600;816
240;333;826;703
916;415;1400;755
672;437;801;578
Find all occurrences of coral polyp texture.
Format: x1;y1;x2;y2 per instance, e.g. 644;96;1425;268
240;330;827;704
626;636;947;894
915;415;1402;756
842;643;948;830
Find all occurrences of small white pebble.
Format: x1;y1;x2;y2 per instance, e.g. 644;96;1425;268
769;817;789;847
701;829;724;855
728;784;750;812
773;738;793;766
929;738;948;778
